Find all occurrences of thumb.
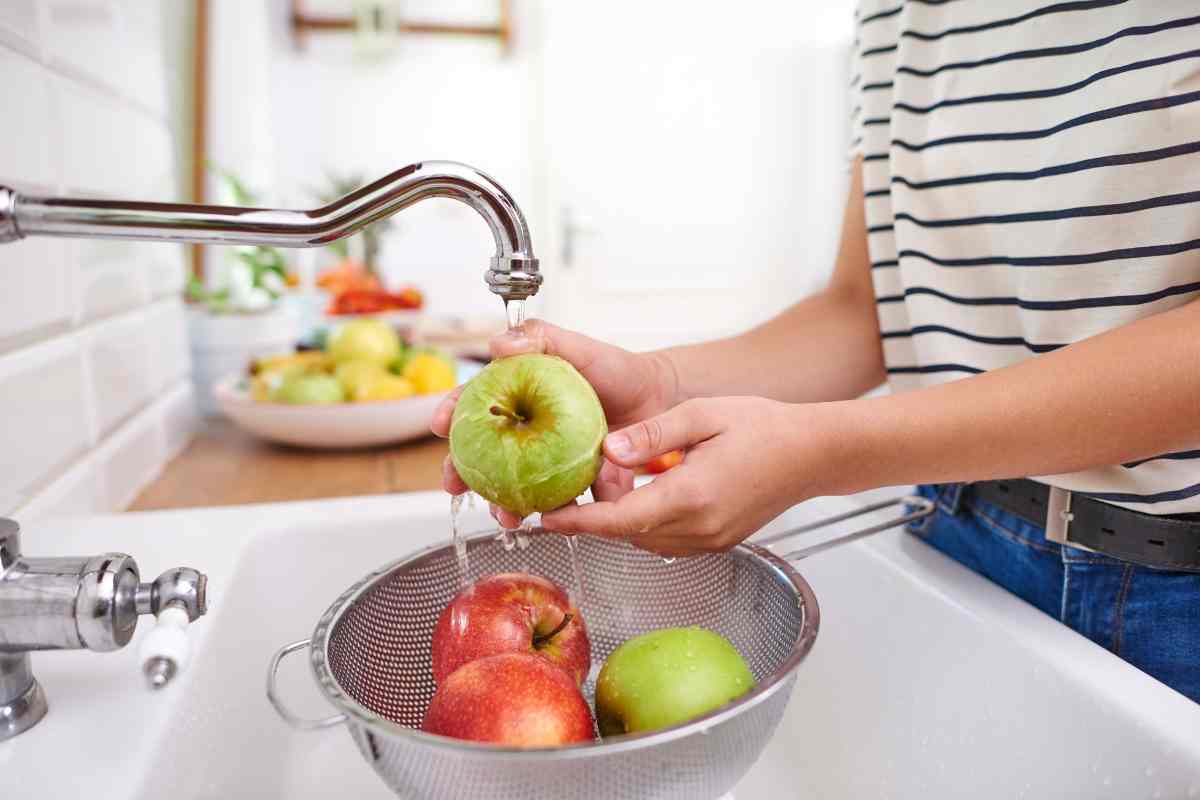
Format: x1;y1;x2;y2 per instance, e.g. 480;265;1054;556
603;400;719;468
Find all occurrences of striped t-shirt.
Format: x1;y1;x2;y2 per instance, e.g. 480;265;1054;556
849;1;1200;514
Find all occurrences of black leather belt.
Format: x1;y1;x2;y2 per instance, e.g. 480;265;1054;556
967;479;1200;572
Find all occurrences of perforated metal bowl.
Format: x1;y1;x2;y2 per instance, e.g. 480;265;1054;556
267;497;930;800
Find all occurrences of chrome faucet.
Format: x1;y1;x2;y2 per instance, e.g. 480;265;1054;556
0;160;542;301
0;519;208;740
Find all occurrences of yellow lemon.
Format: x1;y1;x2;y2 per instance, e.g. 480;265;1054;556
254;350;331;376
356;373;417;402
335;359;388;398
402;353;457;395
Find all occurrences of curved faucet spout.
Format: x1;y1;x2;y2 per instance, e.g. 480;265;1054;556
0;160;541;301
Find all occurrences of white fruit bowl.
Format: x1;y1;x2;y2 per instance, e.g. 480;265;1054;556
213;360;480;449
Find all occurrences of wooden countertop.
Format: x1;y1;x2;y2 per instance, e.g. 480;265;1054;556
131;417;448;510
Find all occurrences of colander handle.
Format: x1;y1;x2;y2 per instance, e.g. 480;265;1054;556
758;495;935;561
266;638;347;730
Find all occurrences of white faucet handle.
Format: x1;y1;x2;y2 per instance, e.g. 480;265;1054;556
139;605;192;689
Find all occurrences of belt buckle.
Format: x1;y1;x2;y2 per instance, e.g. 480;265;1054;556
1045;486;1097;553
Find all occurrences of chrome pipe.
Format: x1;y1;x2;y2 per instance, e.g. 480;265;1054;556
0;160;542;300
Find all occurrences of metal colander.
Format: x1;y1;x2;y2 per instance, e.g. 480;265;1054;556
267;496;931;800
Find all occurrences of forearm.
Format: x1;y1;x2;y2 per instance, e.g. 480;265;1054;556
820;299;1200;496
658;286;885;404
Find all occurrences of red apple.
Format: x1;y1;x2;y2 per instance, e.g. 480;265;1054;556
421;652;595;747
431;572;590;686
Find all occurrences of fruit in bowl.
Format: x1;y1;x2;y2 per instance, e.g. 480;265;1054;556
595;626;755;736
273;372;345;405
421;653;594;747
245;323;457;405
431;573;590;686
328;318;401;366
401;352;456;395
450;354;607;518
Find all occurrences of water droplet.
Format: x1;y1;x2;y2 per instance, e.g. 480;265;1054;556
450;493;470;586
1152;790;1163;799
661;556;676;565
1102;777;1112;787
564;534;588;612
1144;767;1154;778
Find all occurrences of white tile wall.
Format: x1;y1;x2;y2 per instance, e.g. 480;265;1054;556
1;3;193;520
85;309;154;437
0;47;55;187
146;242;188;299
0;237;73;353
100;400;166;510
159;381;198;461
40;0;123;94
0;337;92;515
73;238;151;322
144;298;191;393
0;2;40;50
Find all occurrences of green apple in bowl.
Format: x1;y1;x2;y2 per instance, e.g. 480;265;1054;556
595;626;755;736
272;373;345;405
449;354;607;518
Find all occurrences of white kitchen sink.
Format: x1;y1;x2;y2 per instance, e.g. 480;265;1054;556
5;492;1199;799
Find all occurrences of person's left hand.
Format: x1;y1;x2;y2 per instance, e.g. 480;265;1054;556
540;396;835;556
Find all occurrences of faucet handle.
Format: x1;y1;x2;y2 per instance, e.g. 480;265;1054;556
135;567;207;622
135;568;208;689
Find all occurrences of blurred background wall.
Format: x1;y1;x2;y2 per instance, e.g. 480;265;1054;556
206;0;856;349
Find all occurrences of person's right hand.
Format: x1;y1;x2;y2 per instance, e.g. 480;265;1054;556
431;319;679;527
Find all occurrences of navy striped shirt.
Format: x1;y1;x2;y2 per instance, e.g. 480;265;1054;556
851;0;1200;513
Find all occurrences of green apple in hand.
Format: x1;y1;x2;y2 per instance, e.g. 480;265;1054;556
450;353;606;518
595;626;755;736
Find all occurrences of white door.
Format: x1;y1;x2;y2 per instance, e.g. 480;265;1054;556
534;1;857;351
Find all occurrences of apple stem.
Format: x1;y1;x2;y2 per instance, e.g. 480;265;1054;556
533;613;573;647
489;404;526;424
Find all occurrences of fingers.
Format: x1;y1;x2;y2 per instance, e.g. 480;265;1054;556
442;456;469;495
430;385;465;438
541;476;679;538
490;319;595;362
591;459;634;503
489;503;524;529
603;400;721;468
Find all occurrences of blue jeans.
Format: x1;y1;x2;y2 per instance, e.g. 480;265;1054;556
909;483;1200;704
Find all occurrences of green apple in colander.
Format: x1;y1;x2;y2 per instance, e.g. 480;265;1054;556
450;354;607;519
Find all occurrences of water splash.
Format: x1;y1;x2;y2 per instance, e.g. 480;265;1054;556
495;527;518;551
515;519;532;551
505;298;526;332
564;534;588;613
450;493;470;587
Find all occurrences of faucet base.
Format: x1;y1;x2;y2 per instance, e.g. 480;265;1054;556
0;670;47;741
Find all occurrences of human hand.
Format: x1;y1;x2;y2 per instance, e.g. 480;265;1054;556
539;397;835;556
432;319;679;526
